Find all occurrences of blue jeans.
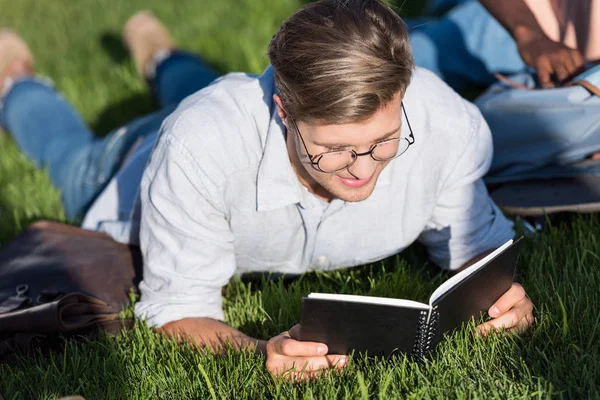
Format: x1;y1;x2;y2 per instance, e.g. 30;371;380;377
425;0;469;13
408;0;527;91
0;52;219;220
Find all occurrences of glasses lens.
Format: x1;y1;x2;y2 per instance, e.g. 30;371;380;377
372;138;408;161
318;151;356;172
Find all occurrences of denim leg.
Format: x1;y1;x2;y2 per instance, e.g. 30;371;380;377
0;78;173;220
62;105;178;220
0;79;93;174
409;1;526;91
0;53;220;219
426;0;473;14
152;51;220;108
0;78;100;219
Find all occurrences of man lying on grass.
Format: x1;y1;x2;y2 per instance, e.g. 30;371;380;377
0;0;533;379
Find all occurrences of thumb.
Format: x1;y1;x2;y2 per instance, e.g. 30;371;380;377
288;324;302;340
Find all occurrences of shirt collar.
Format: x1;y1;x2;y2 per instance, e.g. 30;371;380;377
256;114;304;212
376;158;393;188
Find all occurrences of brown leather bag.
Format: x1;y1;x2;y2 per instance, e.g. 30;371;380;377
0;221;142;358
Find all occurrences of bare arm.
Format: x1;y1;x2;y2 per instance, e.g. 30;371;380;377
158;317;267;354
158;318;347;380
480;0;584;86
479;0;545;42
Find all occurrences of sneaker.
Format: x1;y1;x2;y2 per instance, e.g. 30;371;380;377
0;30;34;95
123;11;174;79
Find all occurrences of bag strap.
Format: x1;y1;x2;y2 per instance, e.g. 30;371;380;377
494;72;600;96
571;79;600;97
494;73;530;89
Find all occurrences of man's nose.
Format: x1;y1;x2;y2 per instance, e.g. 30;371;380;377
347;154;377;180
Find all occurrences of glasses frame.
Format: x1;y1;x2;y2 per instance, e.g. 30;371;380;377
289;102;415;174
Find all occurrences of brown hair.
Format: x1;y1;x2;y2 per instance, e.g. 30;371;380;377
267;0;414;125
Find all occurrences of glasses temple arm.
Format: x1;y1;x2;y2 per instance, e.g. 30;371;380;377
401;102;415;143
290;118;315;160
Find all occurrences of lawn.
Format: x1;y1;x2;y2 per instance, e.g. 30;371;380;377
0;0;599;398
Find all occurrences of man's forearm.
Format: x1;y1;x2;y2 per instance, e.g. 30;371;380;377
479;0;546;44
158;317;268;355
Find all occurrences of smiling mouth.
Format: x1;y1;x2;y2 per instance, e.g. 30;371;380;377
336;175;373;188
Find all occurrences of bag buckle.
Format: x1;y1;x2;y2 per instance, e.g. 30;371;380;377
15;284;29;297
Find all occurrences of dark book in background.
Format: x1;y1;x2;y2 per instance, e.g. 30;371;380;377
297;237;524;358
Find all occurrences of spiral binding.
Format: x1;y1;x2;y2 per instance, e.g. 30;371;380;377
423;306;439;354
412;310;429;358
412;306;440;358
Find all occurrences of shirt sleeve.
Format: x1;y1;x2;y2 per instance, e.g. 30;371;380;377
418;103;514;270
134;117;236;327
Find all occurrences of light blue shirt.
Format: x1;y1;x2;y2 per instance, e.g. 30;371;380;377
82;67;513;327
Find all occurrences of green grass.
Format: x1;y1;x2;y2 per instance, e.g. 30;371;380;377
0;0;598;398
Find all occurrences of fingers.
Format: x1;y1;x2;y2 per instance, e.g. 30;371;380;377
536;57;554;88
267;353;348;380
478;311;534;336
271;334;327;357
288;324;302;340
282;354;347;373
266;327;349;380
278;355;348;380
479;283;534;335
478;296;534;335
550;48;584;83
519;34;587;87
569;50;585;74
326;354;349;369
537;48;586;87
552;49;576;82
488;283;527;318
552;62;571;83
510;313;535;334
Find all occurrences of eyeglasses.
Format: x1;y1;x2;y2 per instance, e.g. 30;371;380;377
289;102;415;174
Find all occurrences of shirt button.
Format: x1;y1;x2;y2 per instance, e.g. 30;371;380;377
316;256;330;268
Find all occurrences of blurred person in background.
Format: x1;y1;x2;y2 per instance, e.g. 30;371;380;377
409;0;598;91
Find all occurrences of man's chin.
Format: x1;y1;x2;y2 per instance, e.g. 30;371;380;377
309;170;381;203
330;183;376;203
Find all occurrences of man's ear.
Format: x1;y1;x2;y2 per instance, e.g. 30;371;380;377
273;94;288;124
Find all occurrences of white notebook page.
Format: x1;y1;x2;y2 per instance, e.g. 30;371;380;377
307;293;429;310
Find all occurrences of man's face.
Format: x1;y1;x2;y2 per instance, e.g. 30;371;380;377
278;93;403;203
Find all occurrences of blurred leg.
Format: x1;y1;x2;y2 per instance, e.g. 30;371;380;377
150;51;220;108
123;11;220;107
426;0;473;14
0;78;100;219
1;77;175;220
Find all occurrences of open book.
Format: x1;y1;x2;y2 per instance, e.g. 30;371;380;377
297;237;524;357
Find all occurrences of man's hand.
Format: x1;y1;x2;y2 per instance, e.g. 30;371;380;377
479;0;585;87
265;324;348;380
515;29;585;87
477;283;534;335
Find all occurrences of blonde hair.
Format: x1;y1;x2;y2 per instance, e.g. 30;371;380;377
268;0;415;124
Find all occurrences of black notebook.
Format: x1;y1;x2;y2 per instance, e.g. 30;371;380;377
297;237;524;358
